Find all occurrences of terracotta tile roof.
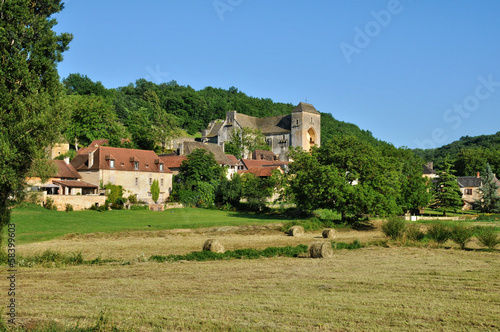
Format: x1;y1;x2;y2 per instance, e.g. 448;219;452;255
159;155;187;169
241;159;288;169
238;166;282;177
225;154;239;165
52;180;98;188
71;146;172;173
53;160;82;179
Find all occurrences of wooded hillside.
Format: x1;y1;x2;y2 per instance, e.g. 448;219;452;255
60;73;386;151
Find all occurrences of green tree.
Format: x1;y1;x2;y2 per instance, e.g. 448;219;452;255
179;149;224;186
0;0;72;245
62;73;110;97
241;173;273;211
150;179;160;203
225;127;270;159
431;160;463;215
62;94;127;147
215;174;242;207
475;164;500;213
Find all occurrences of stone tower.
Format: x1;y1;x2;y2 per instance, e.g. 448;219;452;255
291;102;321;151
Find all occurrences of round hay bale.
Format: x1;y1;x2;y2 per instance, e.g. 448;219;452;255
309;242;333;258
288;225;305;237
322;228;337;239
202;239;225;253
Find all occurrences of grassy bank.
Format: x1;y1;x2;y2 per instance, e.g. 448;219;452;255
8;204;297;245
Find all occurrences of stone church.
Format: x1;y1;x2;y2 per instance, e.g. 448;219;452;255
201;102;321;160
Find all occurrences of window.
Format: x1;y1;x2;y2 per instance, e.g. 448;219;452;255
148;192;152;197
134;161;139;170
149;178;152;185
296;119;299;125
465;188;473;195
161;179;164;187
135;178;138;186
159;164;164;171
109;160;115;168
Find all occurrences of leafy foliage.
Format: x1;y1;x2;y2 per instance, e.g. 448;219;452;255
449;224;474;249
475;164;500;213
382;217;407;240
289;136;424;221
0;0;72;245
150;179;160;203
431;160;463;214
427;224;451;245
476;226;500;250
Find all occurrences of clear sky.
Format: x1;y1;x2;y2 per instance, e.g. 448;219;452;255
52;0;500;149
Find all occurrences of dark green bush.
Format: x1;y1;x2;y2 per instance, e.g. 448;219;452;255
130;204;149;211
381;216;406;240
65;203;73;212
427;224;450;245
476;227;500;250
43;197;57;210
449;224;474;249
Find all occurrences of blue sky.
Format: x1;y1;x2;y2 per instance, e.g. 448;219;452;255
53;1;500;149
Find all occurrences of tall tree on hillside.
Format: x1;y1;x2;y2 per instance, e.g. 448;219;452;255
475;164;500;213
431;160;463;215
0;0;72;245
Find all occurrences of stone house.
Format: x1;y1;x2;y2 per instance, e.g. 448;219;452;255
201;102;321;160
26;159;104;211
457;173;500;210
71;146;173;204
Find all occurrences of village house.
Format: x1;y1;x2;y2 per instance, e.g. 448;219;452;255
71;146;173;204
201;102;321;160
27;159;104;210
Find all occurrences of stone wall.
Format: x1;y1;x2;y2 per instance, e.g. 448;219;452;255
43;193;107;211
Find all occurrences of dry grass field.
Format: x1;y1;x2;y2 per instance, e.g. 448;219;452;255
5;224;500;331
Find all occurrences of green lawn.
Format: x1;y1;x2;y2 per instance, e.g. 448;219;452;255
7;204;295;245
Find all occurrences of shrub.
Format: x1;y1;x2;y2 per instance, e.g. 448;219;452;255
381;216;406;240
406;223;425;241
449;224;474;249
427;224;450;245
43;197;57;210
476;227;500;250
476;214;500;221
130;204;148;211
128;194;138;204
65;203;73;212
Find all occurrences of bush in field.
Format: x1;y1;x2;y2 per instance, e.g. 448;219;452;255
65;203;73;212
427;224;450;245
405;223;425;241
449;224;474;249
476;227;500;250
43;197;57;210
382;216;406;240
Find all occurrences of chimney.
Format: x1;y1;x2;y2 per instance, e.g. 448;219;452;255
477;171;480;178
426;162;433;170
64;156;70;165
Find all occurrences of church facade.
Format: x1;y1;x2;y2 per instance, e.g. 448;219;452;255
201;102;321;160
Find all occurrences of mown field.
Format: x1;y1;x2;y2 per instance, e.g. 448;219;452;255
2;205;500;331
